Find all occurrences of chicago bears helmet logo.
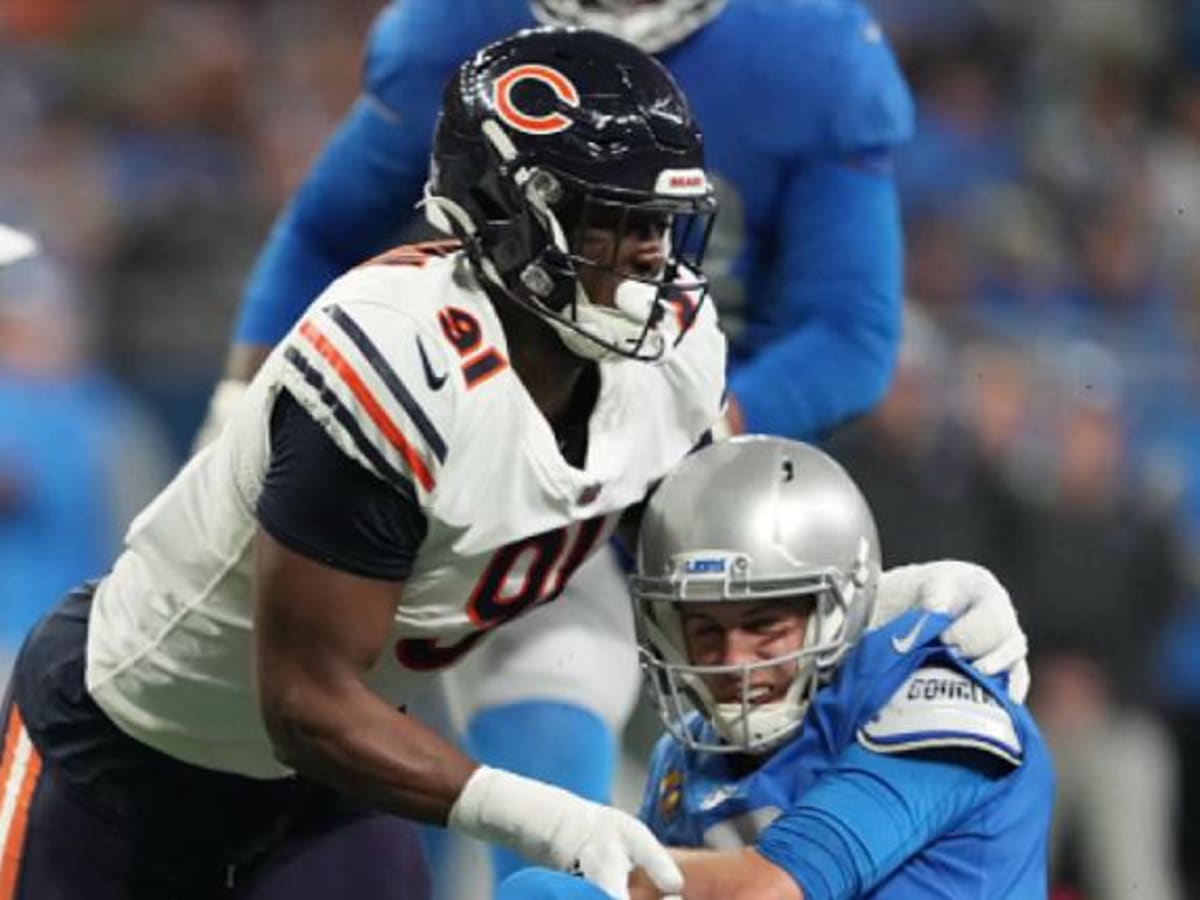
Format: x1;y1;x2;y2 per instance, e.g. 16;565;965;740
494;64;580;135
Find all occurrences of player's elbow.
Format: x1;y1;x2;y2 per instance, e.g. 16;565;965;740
829;312;901;421
259;677;351;772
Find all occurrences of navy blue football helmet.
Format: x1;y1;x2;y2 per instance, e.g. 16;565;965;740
425;26;717;362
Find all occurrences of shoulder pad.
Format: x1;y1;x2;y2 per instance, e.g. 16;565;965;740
857;665;1022;767
275;274;459;502
742;0;914;156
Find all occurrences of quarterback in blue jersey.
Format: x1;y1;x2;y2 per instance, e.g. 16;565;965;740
498;437;1054;899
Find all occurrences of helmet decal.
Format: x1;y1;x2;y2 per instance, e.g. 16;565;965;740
493;63;581;135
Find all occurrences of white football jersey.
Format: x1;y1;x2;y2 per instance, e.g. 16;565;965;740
86;245;726;778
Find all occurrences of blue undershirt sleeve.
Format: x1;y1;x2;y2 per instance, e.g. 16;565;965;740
756;744;1001;900
234;93;433;346
728;155;903;441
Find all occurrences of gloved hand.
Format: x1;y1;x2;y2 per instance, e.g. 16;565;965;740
449;765;684;899
191;378;249;454
874;560;1030;703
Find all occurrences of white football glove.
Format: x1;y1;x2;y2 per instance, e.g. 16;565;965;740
449;766;683;900
191;378;248;454
874;560;1030;703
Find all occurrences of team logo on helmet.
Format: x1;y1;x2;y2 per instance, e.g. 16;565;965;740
493;63;580;135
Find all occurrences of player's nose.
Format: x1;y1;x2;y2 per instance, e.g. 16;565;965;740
717;629;762;668
620;224;667;275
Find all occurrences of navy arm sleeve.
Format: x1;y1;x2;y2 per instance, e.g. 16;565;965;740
756;744;1004;900
256;389;428;580
729;156;903;441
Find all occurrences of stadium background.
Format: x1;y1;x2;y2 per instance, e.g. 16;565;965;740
2;1;1200;896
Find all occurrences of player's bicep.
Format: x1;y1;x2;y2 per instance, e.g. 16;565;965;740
757;744;999;899
254;529;403;685
254;389;426;693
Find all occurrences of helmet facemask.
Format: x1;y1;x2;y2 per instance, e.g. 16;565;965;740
427;118;717;362
531;0;731;53
634;546;876;755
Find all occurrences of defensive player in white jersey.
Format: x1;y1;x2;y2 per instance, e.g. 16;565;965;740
0;29;720;900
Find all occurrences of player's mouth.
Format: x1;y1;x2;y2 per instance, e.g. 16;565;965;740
711;679;786;706
745;682;787;705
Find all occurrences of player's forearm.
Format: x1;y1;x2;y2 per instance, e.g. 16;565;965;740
263;674;476;825
631;848;803;900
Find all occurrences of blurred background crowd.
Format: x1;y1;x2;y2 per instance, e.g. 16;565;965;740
2;1;1200;897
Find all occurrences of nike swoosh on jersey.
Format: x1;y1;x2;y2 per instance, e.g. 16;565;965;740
891;613;930;654
416;335;447;390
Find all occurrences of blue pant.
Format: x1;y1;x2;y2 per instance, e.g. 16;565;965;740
3;586;429;899
497;868;611;899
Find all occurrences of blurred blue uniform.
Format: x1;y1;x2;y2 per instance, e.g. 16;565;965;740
231;0;913;888
0;374;164;650
498;611;1054;899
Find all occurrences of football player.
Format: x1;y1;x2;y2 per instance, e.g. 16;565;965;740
0;30;723;900
200;1;1028;889
496;437;1054;899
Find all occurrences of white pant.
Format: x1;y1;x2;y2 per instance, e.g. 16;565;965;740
1045;710;1184;900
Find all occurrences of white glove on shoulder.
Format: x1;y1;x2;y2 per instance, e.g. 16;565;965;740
874;560;1030;703
449;766;683;900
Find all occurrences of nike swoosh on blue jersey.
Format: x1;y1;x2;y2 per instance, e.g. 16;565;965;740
891;613;930;654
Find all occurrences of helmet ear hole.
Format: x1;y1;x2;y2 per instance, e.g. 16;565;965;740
469;186;509;223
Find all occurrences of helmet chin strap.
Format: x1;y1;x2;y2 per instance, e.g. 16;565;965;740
552;279;669;362
710;674;810;755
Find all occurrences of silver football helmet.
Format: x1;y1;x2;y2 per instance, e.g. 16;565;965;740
632;436;881;754
530;0;729;53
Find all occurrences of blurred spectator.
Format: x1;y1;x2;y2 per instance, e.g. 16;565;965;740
1018;347;1185;900
896;45;1023;216
828;308;1008;567
1148;76;1200;288
0;234;171;685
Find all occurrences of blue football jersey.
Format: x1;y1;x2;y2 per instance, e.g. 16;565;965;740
639;611;1054;899
236;0;913;440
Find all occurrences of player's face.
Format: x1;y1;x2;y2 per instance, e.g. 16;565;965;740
680;599;811;706
574;209;670;308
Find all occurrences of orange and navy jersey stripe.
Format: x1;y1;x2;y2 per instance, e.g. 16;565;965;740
284;301;449;497
360;239;462;269
282;345;420;503
0;706;43;899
